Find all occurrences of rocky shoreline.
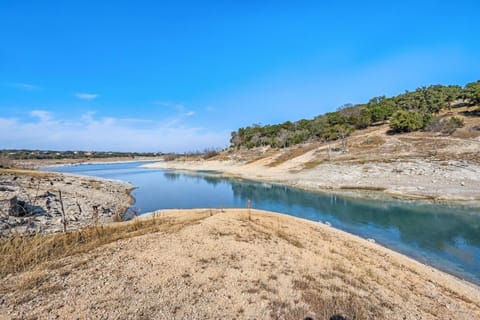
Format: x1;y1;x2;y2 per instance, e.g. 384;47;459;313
0;169;133;235
143;158;480;207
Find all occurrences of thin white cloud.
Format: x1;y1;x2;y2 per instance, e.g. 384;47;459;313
185;111;195;117
153;100;187;112
75;93;99;100
0;111;228;152
10;83;41;91
29;110;53;122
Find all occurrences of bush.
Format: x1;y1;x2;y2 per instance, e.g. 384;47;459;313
0;157;14;168
202;148;220;160
426;116;465;135
389;110;426;133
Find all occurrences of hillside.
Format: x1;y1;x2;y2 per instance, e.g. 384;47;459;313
146;106;480;203
1;209;479;319
230;81;480;150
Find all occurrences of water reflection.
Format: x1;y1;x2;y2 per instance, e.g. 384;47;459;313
163;172;181;181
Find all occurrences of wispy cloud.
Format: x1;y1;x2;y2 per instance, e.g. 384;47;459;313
29;110;53;122
153;100;196;118
75;93;99;100
10;83;41;91
0;111;228;152
153;100;187;111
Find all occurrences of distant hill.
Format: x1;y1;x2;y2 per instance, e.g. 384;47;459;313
0;149;161;161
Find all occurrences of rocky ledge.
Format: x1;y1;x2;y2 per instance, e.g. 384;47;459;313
0;169;133;235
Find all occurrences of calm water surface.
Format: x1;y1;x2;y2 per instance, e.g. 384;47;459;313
44;161;480;285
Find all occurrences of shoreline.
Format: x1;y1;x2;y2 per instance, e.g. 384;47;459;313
4;160;479;286
142;160;480;208
14;157;162;170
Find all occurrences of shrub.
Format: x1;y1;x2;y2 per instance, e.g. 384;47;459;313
0;157;14;169
426;116;465;135
202;148;220;160
389;110;426;133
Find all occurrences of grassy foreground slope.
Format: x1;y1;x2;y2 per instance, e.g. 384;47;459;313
1;209;479;320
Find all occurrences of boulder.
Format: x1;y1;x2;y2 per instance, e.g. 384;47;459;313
9;196;28;217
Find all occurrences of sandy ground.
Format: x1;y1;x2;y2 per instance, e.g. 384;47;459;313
1;209;479;319
0;169;133;235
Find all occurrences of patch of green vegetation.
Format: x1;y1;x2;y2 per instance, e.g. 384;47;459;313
230;81;479;149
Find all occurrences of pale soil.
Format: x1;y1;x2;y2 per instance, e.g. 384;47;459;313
1;209;478;319
0;169;133;235
144;123;480;203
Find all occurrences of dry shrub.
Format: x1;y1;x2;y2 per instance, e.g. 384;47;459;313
452;126;480;139
202;148;220;160
0;157;14;169
163;153;180;161
426;116;464;135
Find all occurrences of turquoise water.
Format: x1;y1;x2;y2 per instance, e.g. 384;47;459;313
44;161;480;285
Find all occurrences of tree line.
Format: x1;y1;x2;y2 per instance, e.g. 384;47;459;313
0;150;162;160
230;80;480;149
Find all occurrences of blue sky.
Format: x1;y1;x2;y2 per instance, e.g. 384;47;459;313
1;1;479;152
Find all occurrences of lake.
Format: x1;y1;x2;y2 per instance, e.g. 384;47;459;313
44;161;480;285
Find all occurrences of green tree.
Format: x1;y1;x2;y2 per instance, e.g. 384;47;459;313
464;81;480;105
367;96;395;122
444;85;463;109
389;110;425;133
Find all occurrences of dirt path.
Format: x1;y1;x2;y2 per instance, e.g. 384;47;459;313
2;209;479;319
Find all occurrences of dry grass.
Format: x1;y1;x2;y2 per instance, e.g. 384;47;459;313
339;186;386;191
302;158;326;170
1;209;478;319
0;213;209;277
276;230;304;248
0;168;53;178
452;127;480;139
281;273;383;320
269;279;380;320
268;143;320;167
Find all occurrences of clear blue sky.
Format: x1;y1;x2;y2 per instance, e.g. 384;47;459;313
1;1;479;152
